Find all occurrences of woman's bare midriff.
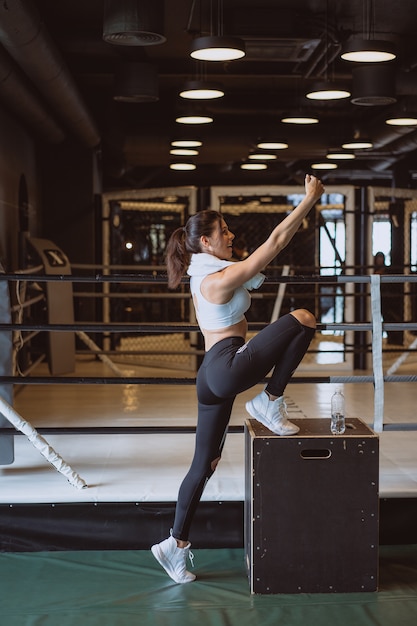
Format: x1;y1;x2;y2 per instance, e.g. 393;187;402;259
202;318;248;351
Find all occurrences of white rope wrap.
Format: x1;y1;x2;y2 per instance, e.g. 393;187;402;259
0;396;87;489
371;275;384;433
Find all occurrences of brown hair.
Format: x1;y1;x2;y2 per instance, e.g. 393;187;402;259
165;210;223;289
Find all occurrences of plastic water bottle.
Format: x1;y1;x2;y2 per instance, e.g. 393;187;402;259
331;389;345;434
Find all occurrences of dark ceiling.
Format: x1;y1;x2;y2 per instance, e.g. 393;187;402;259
2;0;417;190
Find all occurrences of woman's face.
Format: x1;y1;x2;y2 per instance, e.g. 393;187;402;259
204;218;235;259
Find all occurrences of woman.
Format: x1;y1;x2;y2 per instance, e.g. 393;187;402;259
151;174;324;583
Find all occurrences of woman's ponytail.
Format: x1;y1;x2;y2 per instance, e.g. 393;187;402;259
165;227;189;289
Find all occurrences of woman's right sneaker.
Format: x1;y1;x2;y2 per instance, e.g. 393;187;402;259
151;534;196;583
245;391;299;435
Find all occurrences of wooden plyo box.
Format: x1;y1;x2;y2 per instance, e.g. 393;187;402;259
245;418;379;594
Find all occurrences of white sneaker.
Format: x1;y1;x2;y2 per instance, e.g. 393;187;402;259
151;534;196;583
246;392;300;435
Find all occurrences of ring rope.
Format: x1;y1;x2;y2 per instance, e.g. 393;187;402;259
1;374;417;385
3;272;417;436
2;322;417;333
3;272;417;284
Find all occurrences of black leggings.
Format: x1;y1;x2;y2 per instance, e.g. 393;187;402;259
172;312;315;541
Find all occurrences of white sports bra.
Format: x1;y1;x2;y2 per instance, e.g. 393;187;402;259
190;274;251;330
187;253;265;331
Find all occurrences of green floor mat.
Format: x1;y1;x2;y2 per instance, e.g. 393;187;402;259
1;546;417;626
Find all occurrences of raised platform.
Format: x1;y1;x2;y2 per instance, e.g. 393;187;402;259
245;418;379;593
1;359;417;551
1;425;417;551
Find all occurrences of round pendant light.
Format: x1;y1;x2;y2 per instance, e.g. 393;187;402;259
281;114;319;124
248;153;277;160
240;162;268;170
342;139;373;149
170;162;196;171
170;148;199;156
311;162;338;170
326;151;356;160
171;139;203;148
306;82;351;101
175;114;213;124
190;36;245;61
179;80;224;100
385;116;417;126
341;38;396;63
257;140;288;150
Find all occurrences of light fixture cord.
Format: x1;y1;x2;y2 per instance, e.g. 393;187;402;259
196;59;208;81
370;0;376;39
209;0;214;36
364;0;376;40
186;0;198;32
324;0;329;81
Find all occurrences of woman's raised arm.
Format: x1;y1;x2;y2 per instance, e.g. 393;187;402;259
211;174;324;294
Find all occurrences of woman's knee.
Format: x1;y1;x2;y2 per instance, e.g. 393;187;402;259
290;308;316;329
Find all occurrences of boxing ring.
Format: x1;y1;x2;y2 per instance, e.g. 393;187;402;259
0;182;416;550
1;260;417;552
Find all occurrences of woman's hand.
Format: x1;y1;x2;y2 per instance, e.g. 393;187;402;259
305;174;325;201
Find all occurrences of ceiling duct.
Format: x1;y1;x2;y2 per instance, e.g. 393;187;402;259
103;0;166;46
0;0;100;148
371;128;417;171
0;46;65;143
351;63;396;106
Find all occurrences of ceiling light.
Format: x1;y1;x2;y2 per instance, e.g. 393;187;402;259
248;153;277;160
311;162;338;170
175;114;213;124
257;140;288;150
306;82;351;101
240;162;268;170
179;80;224;100
341;37;396;63
171;139;202;148
170;162;196;171
342;139;373;149
170;148;199;156
385;116;417;126
281;115;319;124
190;36;245;61
326;151;356;160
